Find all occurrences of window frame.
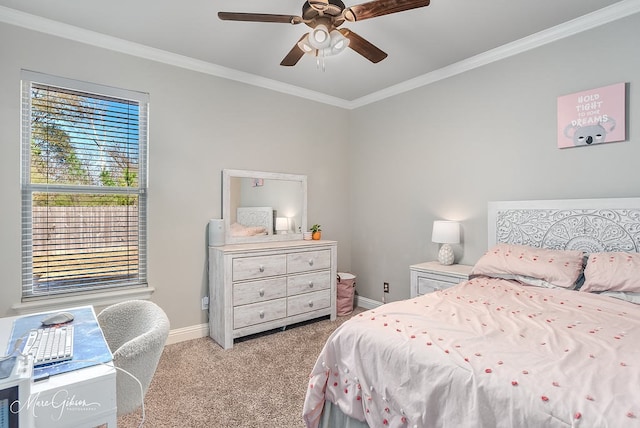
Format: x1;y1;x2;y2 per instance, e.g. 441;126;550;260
20;70;150;302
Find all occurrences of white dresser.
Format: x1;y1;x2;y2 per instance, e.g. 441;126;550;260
209;240;337;349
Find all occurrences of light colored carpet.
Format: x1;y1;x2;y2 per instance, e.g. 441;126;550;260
118;308;365;428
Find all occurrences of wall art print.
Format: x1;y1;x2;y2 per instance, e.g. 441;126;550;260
557;82;626;148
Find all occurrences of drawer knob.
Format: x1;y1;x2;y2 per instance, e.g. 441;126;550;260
308;259;314;266
308;281;314;288
259;289;265;297
259;310;265;318
259;265;265;273
308;301;314;307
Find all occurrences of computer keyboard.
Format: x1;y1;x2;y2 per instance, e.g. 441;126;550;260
22;325;74;367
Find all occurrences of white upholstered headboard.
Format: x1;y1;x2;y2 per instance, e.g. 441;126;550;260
237;206;274;235
488;198;640;253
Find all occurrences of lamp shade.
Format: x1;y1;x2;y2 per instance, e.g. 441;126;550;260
297;35;315;53
309;24;331;49
329;30;349;55
432;221;460;244
275;217;289;234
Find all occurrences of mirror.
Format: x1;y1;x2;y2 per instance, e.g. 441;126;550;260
222;169;307;244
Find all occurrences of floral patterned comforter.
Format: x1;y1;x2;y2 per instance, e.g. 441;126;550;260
303;277;640;427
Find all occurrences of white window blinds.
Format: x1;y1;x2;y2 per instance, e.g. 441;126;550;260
21;71;149;298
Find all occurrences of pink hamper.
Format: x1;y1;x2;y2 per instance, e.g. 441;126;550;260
336;272;356;316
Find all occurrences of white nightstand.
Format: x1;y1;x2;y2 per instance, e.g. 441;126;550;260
410;261;474;297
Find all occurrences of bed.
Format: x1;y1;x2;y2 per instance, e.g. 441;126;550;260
230;206;273;236
302;198;640;428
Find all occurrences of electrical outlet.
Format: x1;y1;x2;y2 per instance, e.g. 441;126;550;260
383;282;389;293
201;296;209;311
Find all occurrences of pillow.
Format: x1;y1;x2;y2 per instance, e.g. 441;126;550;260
230;222;267;237
581;252;640;293
471;243;584;289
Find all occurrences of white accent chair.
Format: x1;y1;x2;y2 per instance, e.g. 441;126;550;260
97;300;170;416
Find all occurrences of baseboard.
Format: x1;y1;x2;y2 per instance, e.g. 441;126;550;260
354;295;382;310
165;300;383;345
166;322;209;345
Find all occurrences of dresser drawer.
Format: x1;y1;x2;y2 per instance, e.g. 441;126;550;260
234;298;287;329
287;289;330;316
233;277;287;306
287;271;331;296
287;250;331;273
233;254;287;281
417;276;463;294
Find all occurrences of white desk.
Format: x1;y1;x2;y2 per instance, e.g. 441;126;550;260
0;306;117;428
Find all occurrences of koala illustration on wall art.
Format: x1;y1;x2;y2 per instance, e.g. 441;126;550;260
564;117;616;146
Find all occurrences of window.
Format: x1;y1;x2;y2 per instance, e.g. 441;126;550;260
21;71;149;299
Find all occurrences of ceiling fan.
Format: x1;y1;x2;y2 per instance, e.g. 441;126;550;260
218;0;431;66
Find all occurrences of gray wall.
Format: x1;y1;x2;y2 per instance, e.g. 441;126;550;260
348;13;640;302
0;23;352;328
1;12;639;330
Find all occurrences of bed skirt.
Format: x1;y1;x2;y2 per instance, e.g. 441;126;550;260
318;401;369;428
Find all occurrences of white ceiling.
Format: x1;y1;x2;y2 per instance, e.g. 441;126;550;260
1;0;637;108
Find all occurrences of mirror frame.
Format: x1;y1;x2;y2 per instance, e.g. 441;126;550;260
222;169;308;245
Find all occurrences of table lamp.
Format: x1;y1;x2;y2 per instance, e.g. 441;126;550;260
275;217;289;234
432;220;460;265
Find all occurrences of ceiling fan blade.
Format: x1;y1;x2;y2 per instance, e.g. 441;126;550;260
218;12;302;24
339;28;388;63
343;0;430;22
280;35;308;67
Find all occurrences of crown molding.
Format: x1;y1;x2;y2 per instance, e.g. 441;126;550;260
348;0;640;109
0;5;351;109
2;1;639;110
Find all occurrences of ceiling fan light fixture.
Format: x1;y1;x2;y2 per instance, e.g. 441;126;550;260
329;29;349;54
297;34;315;53
221;0;432;67
309;24;331;49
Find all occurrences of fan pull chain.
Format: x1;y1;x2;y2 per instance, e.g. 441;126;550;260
316;52;326;72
